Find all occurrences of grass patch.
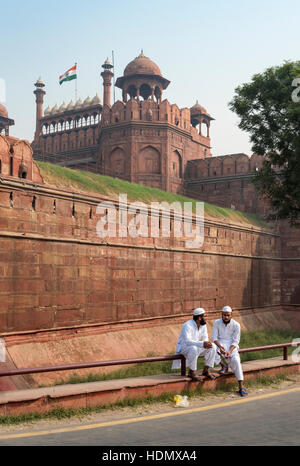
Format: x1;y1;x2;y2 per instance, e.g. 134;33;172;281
49;329;300;387
37;161;266;228
239;328;300;362
53;358;175;386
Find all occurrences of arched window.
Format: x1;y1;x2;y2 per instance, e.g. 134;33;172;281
127;85;137;99
140;83;152;100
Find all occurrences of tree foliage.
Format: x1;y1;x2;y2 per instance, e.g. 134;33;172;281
229;61;300;225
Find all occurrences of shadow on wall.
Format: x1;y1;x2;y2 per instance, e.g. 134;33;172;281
291;285;300;304
241;232;282;328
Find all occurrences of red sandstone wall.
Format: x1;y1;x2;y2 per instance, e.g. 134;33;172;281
0;177;281;334
279;220;300;305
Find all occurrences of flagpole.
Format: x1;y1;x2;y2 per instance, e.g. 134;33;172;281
112;51;115;104
75;62;78;102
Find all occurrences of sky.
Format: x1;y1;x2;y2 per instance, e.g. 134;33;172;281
1;0;299;155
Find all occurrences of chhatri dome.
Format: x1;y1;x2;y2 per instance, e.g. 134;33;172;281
124;51;162;77
116;51;170;102
0;103;15;136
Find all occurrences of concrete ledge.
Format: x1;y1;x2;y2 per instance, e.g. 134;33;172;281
0;357;298;417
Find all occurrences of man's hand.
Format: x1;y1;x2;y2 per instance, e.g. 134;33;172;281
225;346;236;358
204;341;213;349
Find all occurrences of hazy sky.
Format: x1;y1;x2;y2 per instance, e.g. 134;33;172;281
1;0;299;155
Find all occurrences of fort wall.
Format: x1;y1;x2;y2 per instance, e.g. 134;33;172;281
0;175;281;335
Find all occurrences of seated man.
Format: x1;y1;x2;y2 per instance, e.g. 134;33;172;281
172;308;217;381
212;306;248;397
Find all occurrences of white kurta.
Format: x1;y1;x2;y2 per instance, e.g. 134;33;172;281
212;318;244;381
172;319;217;371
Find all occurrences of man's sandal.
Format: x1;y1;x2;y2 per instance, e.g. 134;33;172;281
219;365;229;375
187;372;202;381
202;371;216;380
238;387;248;397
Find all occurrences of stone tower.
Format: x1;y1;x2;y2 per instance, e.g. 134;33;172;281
99;52;213;193
101;59;114;107
33;77;46;142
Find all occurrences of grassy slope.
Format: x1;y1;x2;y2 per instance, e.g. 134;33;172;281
37;161;267;228
52;329;300;386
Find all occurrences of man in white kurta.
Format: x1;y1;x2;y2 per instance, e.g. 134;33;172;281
172;308;217;380
212;306;248;396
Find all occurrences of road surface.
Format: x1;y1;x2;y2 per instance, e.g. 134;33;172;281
0;385;299;447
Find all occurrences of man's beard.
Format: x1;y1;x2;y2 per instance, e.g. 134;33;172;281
222;318;231;325
200;318;206;326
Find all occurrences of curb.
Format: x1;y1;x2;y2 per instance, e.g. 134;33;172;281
0;358;299;418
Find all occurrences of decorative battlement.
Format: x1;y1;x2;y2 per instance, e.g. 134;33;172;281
186;153;263;179
101;98;212;147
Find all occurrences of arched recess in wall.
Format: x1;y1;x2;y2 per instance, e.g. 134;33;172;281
223;155;235;175
138;146;161;174
170;150;182;178
196;159;209;178
209;157;222;177
108;147;127;176
236;154;250;174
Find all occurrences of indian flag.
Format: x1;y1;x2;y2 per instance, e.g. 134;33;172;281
59;64;77;85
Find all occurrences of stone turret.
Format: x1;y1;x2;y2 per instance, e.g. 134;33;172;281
101;58;114;107
33;77;46;141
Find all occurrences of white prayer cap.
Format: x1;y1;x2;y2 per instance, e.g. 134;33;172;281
222;305;232;313
193;307;205;316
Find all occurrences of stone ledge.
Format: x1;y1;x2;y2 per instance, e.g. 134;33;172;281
0;357;298;417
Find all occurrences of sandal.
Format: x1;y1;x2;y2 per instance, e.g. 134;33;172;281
238;387;248;397
187;371;202;382
219;364;229;375
202;371;216;380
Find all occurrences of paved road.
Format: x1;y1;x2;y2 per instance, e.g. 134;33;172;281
0;387;299;447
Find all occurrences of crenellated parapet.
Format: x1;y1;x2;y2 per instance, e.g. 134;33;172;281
185;153;266;215
101;98;211;144
0;134;43;183
186;153;264;180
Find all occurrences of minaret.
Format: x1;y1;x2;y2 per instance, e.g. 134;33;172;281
34;77;46;141
101;58;114;107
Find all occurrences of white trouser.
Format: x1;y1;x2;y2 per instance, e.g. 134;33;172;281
215;346;244;381
173;343;217;371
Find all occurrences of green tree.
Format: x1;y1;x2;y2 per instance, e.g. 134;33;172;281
229;61;300;225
